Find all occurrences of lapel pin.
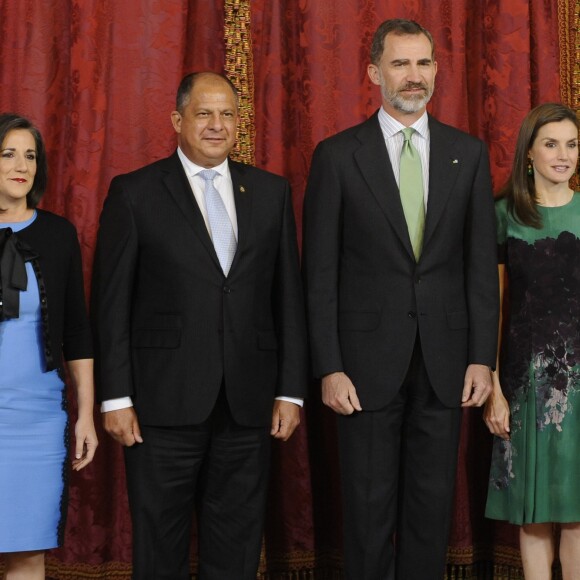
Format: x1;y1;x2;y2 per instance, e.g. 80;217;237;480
240;186;246;193
452;159;459;164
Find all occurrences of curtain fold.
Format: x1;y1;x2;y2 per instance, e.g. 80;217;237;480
0;0;574;577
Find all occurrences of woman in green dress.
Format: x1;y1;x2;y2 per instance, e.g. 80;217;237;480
484;103;580;578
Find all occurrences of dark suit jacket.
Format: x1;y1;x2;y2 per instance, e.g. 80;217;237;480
92;152;308;427
303;112;499;408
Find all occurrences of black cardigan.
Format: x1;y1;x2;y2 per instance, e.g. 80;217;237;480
3;209;93;375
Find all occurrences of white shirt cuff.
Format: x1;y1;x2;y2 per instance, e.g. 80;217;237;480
275;396;304;407
101;396;133;413
101;395;302;412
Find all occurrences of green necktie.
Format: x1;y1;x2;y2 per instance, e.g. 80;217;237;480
399;127;425;260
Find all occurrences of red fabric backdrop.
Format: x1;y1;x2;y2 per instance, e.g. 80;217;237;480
0;0;563;577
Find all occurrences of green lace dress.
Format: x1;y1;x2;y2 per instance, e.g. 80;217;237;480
486;193;580;525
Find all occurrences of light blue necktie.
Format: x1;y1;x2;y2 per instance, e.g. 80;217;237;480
399;128;425;261
198;169;237;275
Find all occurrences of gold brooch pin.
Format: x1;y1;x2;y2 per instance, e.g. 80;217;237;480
240;186;246;193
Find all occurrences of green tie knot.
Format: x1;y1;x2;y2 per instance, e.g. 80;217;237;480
402;127;415;142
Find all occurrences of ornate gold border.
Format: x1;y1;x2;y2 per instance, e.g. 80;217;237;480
19;549;530;580
224;0;255;165
558;0;571;107
560;0;580;111
559;0;580;189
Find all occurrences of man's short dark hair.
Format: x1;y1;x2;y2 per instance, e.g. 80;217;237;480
175;72;239;113
370;19;435;65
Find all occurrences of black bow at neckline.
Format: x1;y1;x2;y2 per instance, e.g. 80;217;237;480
0;227;38;320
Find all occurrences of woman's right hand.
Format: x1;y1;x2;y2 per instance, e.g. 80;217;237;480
483;372;510;440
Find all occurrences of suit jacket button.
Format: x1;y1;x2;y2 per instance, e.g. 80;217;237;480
223;286;231;294
408;311;416;319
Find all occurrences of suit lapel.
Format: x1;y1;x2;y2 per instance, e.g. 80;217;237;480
228;160;253;274
161;152;223;271
354;114;415;259
423;116;462;248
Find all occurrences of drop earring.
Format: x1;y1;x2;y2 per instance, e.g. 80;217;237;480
527;159;533;176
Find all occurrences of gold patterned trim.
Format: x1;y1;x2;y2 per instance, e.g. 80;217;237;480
224;0;255;165
3;552;342;580
0;548;546;579
558;0;572;107
558;0;580;111
4;551;531;580
558;0;580;189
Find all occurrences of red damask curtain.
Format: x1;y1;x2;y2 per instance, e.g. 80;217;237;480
0;0;573;578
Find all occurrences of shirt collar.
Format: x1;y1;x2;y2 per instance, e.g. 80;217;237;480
377;107;429;140
176;147;230;178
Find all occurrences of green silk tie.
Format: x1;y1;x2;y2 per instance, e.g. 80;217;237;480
399;127;425;260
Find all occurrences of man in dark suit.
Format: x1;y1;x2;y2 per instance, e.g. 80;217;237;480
92;72;308;580
302;19;499;579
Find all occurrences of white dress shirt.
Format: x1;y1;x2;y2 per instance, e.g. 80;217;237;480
377;107;430;208
177;149;238;241
101;148;302;412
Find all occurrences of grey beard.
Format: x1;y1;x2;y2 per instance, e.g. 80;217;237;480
383;86;433;113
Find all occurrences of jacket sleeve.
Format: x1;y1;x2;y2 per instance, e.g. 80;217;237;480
273;181;309;398
463;141;499;367
302;140;345;378
91;176;139;401
62;223;93;362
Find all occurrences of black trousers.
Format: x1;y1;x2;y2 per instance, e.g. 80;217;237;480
338;338;462;580
125;390;271;580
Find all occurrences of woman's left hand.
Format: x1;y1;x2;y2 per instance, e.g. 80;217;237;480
72;414;98;471
483;374;510;440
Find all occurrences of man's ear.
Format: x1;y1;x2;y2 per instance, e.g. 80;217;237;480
367;64;381;86
170;110;182;133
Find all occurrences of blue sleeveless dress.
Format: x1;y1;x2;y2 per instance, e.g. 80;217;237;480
0;212;68;551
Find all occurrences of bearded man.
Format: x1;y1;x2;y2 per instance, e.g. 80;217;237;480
302;19;498;579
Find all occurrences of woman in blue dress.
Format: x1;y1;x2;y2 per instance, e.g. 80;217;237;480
484;103;580;578
0;114;97;579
